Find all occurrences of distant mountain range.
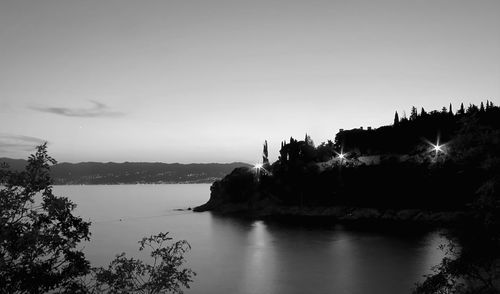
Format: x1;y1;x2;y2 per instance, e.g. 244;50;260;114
0;158;250;185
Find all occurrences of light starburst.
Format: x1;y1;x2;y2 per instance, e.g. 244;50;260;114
335;151;347;159
428;138;446;156
432;144;442;153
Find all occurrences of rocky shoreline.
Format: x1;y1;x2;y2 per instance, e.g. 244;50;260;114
193;198;466;225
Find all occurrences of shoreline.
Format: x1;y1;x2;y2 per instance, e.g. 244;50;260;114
193;200;467;226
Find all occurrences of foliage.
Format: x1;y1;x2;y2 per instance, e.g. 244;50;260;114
0;143;91;293
413;180;500;293
1;145;195;294
87;233;195;294
262;140;269;167
413;108;500;294
212;101;499;209
394;111;400;125
210;167;257;204
209;101;500;293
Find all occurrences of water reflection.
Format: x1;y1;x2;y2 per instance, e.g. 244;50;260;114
240;221;276;294
56;185;446;294
204;216;447;294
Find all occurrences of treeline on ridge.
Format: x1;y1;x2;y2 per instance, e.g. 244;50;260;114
211;101;500;210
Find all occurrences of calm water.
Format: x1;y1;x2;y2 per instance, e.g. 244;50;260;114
54;184;446;294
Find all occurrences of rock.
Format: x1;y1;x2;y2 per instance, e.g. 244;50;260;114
396;209;420;221
340;208;381;220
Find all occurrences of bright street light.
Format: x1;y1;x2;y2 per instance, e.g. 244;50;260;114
432;144;442;153
253;163;263;170
428;138;446;156
335;151;347;160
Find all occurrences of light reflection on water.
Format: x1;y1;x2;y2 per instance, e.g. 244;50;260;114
55;184;447;294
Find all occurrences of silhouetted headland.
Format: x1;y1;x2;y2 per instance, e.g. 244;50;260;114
195;101;500;226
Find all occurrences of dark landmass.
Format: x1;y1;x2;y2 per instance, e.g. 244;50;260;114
0;159;250;184
195;101;500;226
193;198;466;225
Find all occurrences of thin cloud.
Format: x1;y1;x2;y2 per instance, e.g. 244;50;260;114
30;100;124;118
0;134;47;152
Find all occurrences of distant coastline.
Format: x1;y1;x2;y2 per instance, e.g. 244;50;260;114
0;158;250;185
52;182;216;186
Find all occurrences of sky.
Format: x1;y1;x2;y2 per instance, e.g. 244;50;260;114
1;0;499;163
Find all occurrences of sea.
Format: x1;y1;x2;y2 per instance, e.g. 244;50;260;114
54;184;446;294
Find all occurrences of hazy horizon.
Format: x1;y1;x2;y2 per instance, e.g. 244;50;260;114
1;0;499;163
0;155;251;165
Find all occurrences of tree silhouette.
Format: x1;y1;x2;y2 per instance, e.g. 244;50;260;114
458;103;465;115
90;233;195;294
467;103;478;114
305;133;314;147
0;144;91;293
279;141;288;163
1;145;196;293
400;111;408;123
262;140;269;166
410;106;418;121
394;111;400;126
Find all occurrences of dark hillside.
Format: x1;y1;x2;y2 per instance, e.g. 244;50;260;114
198;101;500;212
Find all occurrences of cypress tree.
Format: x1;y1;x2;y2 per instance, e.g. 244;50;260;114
393;111;399;126
279;141;287;163
263;140;269;166
305;133;314;147
458;103;465;115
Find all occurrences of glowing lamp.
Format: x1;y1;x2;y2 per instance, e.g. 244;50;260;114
254;163;263;170
338;153;345;159
429;139;446;156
